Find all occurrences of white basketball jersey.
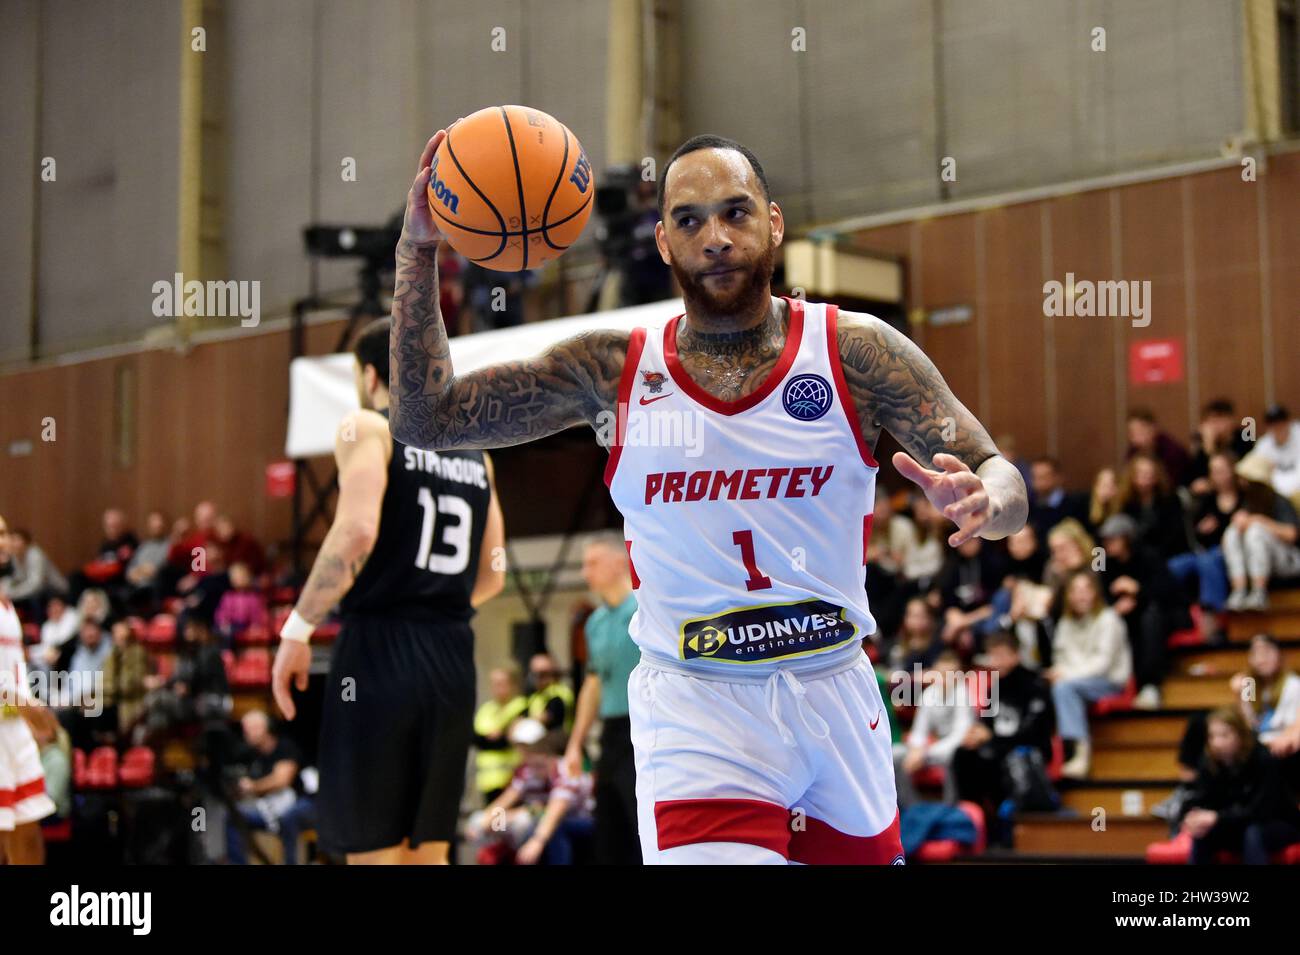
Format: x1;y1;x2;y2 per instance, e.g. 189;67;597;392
606;298;879;675
0;598;27;707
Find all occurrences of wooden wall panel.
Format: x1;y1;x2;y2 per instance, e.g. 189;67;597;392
1189;169;1266;426
1264;152;1300;412
1118;177;1191;454
981;201;1049;464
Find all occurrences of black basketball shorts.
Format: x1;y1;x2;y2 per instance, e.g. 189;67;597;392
316;614;475;855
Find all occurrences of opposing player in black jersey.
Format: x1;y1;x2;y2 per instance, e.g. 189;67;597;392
272;317;505;865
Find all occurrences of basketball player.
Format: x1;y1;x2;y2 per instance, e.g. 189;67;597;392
0;512;57;864
272;318;505;865
388;130;1028;864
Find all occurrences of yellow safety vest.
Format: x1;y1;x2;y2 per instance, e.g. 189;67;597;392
527;682;575;733
473;696;528;794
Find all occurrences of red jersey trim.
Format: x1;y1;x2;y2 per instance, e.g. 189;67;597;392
825;303;880;468
603;327;648;488
662;297;805;416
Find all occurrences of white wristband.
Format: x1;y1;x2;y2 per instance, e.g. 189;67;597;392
279;609;315;644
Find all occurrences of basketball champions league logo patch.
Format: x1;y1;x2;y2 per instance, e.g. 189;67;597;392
782;374;833;421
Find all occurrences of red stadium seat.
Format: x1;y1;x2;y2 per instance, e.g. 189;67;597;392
163;596;185;616
41;817;73;843
85;746;119;790
119;747;156;788
1146;830;1300;864
1090;676;1136;716
230;649;271;689
73;748;88;788
144;613;177;648
1046;735;1065;782
911;764;946;790
912;801;986;862
22;622;39;645
313;620;340;643
126;616;147;640
236;623;271;646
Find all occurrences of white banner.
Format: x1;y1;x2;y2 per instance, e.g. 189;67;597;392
285;297;683;458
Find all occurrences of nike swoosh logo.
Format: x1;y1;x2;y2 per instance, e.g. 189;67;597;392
869;710;882;731
639;394;672;405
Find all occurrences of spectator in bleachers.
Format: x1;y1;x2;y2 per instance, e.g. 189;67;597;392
142;616;231;747
1126;407;1191;487
1087;467;1121;535
473;665;528;805
1169;451;1240;640
526;653;574;733
59;616;113;749
1162;633;1300;823
76;588;111;628
1096;514;1180;710
101;618;150;743
437;242;466;335
1179;707;1300;865
1043;518;1094;592
952;632;1054;835
865;488;918;639
212;515;266;578
124;510;171;611
30;594;79;673
1250;405;1300;509
902;496;949;596
887;597;941;673
29;706;72;822
162;500;217;597
935;536;1005;657
462;262;539;331
214;561;268;645
1048;570;1132;779
68;508;138;604
178;542;231;630
225;709;313;865
1233;634;1300;753
465;720;595;865
1185;399;1252;495
0;528;68;621
1028;457;1090;541
984;525;1050;667
1221;475;1300;611
895;649;974;807
1119;454;1190;560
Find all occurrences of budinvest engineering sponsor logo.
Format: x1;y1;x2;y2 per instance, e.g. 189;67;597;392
679;598;858;663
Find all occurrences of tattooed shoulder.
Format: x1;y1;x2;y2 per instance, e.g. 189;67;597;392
835;309;997;470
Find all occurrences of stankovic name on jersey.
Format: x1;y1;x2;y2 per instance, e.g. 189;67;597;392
644;465;835;505
402;447;489;488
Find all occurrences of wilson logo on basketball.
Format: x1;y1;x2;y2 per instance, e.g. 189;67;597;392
569;149;592;193
428;156;461;215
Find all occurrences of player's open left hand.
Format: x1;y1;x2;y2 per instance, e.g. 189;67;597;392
272;639;312;721
893;451;991;548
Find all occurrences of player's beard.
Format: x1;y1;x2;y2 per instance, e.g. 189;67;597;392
671;235;776;323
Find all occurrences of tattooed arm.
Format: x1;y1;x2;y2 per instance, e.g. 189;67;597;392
837;310;1028;544
293;410;388;623
387;130;626;450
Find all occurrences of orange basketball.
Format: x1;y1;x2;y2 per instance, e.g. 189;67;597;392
427;105;594;272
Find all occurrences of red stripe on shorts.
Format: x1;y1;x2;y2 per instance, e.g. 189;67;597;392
0;777;47;809
788;809;903;865
655;798;791;857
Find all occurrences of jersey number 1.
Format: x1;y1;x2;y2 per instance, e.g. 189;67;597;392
732;530;772;591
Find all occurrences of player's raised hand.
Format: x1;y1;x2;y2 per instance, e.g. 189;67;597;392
893;451;992;547
401;120;463;246
272;639;312;721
